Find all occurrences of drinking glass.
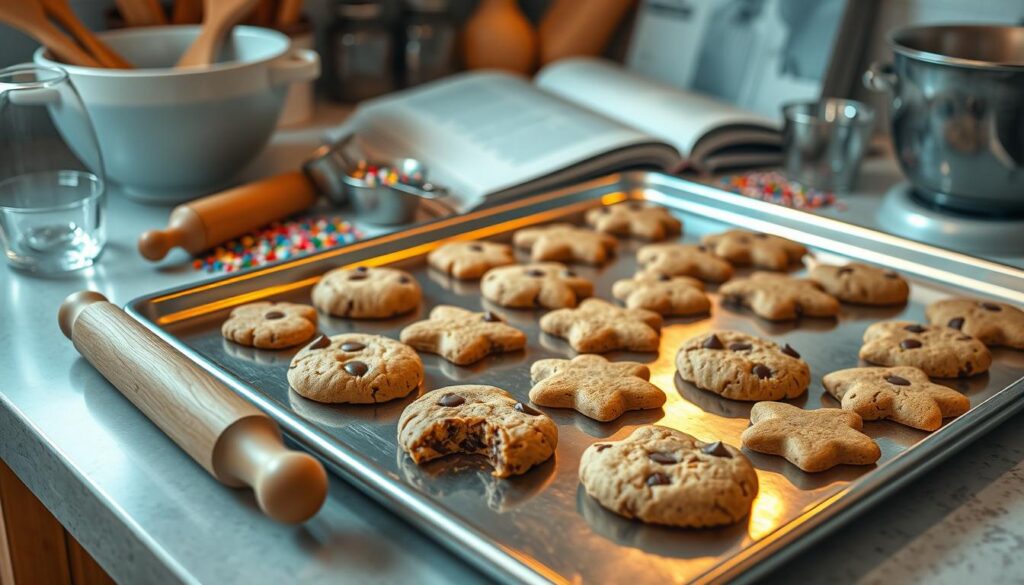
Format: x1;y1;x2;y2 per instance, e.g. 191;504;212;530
0;64;106;273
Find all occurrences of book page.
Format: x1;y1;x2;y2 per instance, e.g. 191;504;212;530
343;71;662;209
535;58;778;157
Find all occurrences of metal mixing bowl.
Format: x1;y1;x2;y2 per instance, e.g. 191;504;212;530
865;25;1024;216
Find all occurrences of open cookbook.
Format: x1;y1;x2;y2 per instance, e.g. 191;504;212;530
331;58;781;212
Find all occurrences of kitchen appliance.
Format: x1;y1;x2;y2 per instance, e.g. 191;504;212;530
34;26;320;203
59;291;328;523
126;172;1024;584
865;25;1024;216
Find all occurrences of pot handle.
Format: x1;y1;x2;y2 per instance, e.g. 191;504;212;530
863;62;898;93
268;48;321;87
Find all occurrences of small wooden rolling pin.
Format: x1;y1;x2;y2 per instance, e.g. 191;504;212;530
138;171;317;261
59;291;328;523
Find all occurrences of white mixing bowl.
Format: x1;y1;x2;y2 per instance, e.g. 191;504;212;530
35;26;320;203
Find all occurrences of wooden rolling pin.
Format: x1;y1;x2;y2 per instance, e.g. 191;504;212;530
59;291;328;523
138;171;317;261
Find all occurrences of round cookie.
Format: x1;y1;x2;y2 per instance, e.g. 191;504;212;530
675;330;810;401
859;321;992;378
611;273;710;317
221;301;317;349
584;202;682;241
579;426;758;528
397;385;558;478
427;241;516;280
481;262;593;309
288;333;424;403
311;266;421;319
701;229;807;270
808;263;910;306
925;298;1024;349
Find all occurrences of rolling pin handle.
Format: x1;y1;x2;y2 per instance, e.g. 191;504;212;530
138;206;205;261
214;417;329;524
58;290;108;339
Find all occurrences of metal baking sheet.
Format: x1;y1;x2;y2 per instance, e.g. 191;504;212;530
128;172;1024;584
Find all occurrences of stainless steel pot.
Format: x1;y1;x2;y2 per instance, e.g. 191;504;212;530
865;25;1024;216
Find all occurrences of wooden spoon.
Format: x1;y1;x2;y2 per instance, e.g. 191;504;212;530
176;0;261;68
114;0;166;26
171;0;203;24
0;0;100;67
40;0;133;69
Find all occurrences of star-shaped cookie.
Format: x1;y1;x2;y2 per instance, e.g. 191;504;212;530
513;222;618;265
635;243;734;283
740;402;881;472
925;298;1024;349
719;272;840;320
611;273;710;316
481;263;593;309
859;321;992;378
400;305;527;365
529;355;666;421
427;240;516;280
822;366;970;431
539;298;662;353
701;229;807;270
584;201;682;241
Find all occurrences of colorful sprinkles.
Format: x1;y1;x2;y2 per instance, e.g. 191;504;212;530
192;216;363;273
718;171;843;211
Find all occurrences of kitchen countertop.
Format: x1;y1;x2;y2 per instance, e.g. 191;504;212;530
4;107;1024;584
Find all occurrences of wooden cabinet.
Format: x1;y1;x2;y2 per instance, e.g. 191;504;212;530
0;459;114;585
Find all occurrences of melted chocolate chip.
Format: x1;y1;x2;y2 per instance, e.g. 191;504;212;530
437;393;465;407
752;364;772;379
340;341;365;352
948;317;965;330
482;311;501;323
701;441;731;458
469;244;484;252
754;233;768;239
309;334;331;350
657;273;671;282
398;276;411;284
354;266;368;272
781;344;801;359
703;334;724;350
884;271;899;279
348;272;368;281
837;266;854;276
648;452;677;464
981;302;1002;312
526;269;545;277
595;443;612;452
264;311;285;320
885;375;910;386
646;472;671;486
900;339;922;349
904;324;926;333
729;342;752;351
343;361;368;376
793;302;804;317
514;402;541;416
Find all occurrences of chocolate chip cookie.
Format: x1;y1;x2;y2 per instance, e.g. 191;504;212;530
926;298;1024;349
675;331;810;401
221;301;317;349
427;241;516;280
398;385;558;477
312;266;421;319
701;229;807;270
808;263;910;306
288;333;424;403
579;426;758;527
481;262;593;309
513;223;618;265
400;306;527;365
584;201;682;241
859;321;992;378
